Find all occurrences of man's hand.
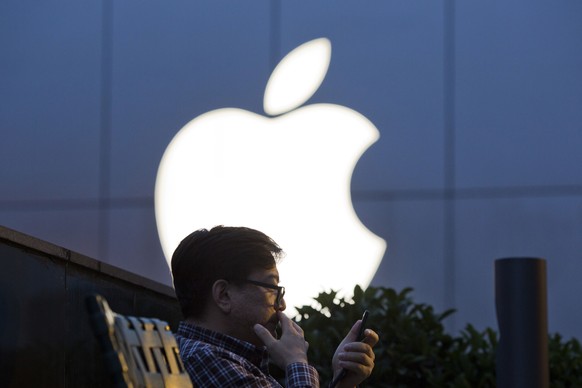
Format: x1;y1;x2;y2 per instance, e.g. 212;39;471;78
331;319;379;388
254;312;309;369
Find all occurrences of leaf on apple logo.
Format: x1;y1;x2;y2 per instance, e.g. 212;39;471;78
263;37;332;116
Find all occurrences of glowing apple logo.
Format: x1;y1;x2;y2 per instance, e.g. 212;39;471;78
155;38;386;311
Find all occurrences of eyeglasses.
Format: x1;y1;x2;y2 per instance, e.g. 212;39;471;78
234;279;285;308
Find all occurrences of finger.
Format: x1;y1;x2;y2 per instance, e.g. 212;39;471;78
277;312;293;332
342;343;375;362
278;312;303;336
343;319;363;344
339;345;375;363
291;320;304;335
254;324;277;347
344;329;379;349
337;359;374;379
361;328;379;347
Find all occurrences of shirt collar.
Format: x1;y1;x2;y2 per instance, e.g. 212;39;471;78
178;321;271;371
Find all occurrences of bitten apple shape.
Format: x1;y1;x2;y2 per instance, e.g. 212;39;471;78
155;38;386;311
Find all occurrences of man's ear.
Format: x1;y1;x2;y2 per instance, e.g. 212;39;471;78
211;279;232;313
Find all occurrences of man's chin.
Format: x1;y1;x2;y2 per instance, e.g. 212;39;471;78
265;322;278;338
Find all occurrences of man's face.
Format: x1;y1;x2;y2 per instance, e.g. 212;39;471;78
228;265;286;347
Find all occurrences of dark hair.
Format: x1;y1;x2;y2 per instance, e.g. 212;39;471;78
171;225;284;318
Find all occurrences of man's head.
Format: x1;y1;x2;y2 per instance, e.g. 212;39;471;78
171;226;285;338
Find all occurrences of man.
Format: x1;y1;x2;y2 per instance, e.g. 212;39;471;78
172;225;378;387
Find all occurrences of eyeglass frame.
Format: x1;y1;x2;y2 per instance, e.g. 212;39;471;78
231;279;285;308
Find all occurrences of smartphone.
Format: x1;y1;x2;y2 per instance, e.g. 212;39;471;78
356;310;370;341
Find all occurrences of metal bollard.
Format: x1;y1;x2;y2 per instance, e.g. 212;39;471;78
495;257;549;388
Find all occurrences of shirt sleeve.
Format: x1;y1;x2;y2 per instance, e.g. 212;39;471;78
286;362;320;388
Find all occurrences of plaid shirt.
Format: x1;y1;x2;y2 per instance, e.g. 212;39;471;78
176;322;320;387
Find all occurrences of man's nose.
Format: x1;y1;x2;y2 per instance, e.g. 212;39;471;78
276;297;286;311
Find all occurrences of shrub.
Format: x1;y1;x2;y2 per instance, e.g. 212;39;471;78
291;286;582;387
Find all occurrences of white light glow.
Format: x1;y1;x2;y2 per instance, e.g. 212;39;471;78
155;38;386;313
264;38;331;116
